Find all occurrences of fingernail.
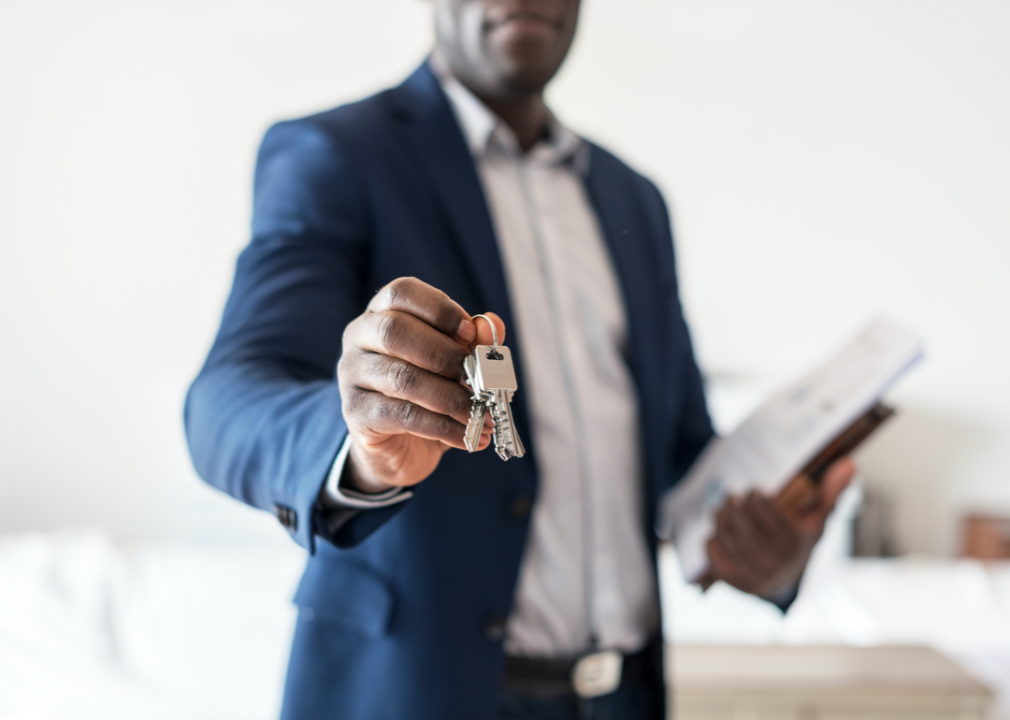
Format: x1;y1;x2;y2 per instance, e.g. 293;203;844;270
456;319;476;343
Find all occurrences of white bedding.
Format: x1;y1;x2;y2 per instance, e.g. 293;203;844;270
2;528;1009;719
0;529;303;720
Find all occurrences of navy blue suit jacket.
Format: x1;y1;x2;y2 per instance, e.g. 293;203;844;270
185;62;714;720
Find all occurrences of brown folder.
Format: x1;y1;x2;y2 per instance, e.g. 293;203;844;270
774;402;894;518
698;402;895;589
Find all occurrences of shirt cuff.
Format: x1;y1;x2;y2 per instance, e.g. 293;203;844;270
764;582;800;612
321;435;413;509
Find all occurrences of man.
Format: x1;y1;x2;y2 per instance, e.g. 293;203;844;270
185;1;854;718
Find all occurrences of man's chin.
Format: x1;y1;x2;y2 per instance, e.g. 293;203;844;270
491;14;560;44
495;66;558;98
486;49;564;96
486;22;567;73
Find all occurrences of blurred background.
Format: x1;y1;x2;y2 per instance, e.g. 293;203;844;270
1;0;1008;718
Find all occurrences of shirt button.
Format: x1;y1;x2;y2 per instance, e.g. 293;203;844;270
484;615;507;642
507;495;532;521
274;504;298;531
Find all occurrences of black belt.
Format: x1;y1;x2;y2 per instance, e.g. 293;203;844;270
502;646;650;698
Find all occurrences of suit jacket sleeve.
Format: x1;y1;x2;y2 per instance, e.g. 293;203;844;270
669;305;714;485
184;119;408;553
645;177;716;488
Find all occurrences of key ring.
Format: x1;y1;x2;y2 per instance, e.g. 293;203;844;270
471;314;502;359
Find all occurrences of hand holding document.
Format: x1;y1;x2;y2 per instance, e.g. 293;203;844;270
660;318;924;582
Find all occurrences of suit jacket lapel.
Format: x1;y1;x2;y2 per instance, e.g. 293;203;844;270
385;64;514;331
583;147;674;496
383;63;535;462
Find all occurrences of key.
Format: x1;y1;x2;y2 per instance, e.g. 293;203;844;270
463;358;488;453
473;343;525;461
462;354;489;453
464;395;489;453
491;388;525;460
461;315;526;461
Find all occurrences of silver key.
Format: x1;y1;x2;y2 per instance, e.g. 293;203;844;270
460;315;525;461
464;395;489;453
473;343;525;461
462;354;489;453
491;388;525;460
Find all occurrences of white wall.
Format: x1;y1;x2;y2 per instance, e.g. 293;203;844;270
1;0;1007;554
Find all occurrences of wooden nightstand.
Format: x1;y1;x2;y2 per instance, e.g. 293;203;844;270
670;645;992;720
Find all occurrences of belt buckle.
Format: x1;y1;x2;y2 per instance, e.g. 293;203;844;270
571;650;623;699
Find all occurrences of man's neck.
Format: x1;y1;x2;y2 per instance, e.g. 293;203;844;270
431;52;551;152
471;91;550;152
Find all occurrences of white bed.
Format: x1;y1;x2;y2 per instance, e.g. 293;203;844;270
2;526;1009;719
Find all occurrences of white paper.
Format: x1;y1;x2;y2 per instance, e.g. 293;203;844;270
660;317;924;581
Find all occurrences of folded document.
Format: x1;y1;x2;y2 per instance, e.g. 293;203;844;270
660;317;924;581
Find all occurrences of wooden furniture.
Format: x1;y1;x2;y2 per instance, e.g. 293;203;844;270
962;513;1010;560
669;645;992;720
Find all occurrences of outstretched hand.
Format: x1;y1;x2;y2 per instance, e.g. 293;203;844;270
336;277;505;494
704;457;856;600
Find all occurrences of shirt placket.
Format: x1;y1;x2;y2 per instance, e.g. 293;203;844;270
516;151;602;650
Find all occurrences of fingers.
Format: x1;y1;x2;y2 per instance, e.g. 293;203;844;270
348;310;469;380
367;277;475;345
352;279;510;379
820;456;856;507
744;492;799;558
708;496;762;591
336;278;510;489
708;462;855;598
809;456;857;526
349;390;471;450
354;354;476;426
708;491;806;596
712;496;749;565
342;276;509;453
706;536;736;585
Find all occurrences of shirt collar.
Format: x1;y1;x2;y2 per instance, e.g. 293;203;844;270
430;57;587;172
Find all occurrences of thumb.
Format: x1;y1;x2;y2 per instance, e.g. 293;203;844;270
471;312;506;350
811;456;856;525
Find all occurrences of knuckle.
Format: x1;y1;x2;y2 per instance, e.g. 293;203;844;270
368;397;413;432
341;386;370;419
373;396;397;419
341;316;359;348
375;312;407;353
448;385;472;416
440;412;460;437
386;360;420;396
337;354;363;394
336;352;351;384
429;343;465;377
340;318;365;358
430;414;452;440
433;297;460;333
385;277;419;307
395;400;419;428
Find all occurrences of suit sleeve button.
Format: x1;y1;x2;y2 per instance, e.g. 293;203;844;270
484;615;507;641
274;504;298;531
507;495;532;520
